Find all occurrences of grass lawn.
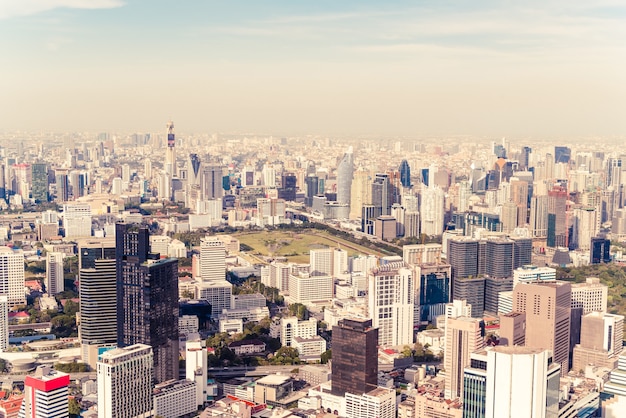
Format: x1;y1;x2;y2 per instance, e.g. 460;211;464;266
234;230;381;263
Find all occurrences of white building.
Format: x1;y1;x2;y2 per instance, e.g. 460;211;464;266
292;336;326;361
196;281;232;314
571;277;608;313
0;246;26;307
513;265;556;287
153;379;197;418
231;293;266;310
0;295;8;351
97;344;154;418
219;318;243;334
276;317;318;347
288;272;333;304
18;366;70;418
200;236;225;283
367;262;414;347
178;315;199;336
463;346;560;418
256;198;287;226
45;252;64;295
218;307;269;323
310;248;333;277
62;203;92;238
344;387;396;418
186;338;208;408
420;185;445;236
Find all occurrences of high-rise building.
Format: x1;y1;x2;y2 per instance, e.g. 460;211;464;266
444;315;485;400
0;247;26;307
350;168;372;219
368;262;414;346
44;252;64;296
572;311;623;372
513;281;571;376
116;223;179;384
529;195;549;238
331;318;378;397
572;207;598;251
485;238;513;278
547;186;568;248
186;337;208;408
570;277;608;314
0;295;7;351
591;237;611;264
498;312;526;346
18;366;70;418
97;344;154;418
278;172;297;202
337;146;354;206
344;388;396;418
165;120;176;194
31;163;48;203
310;247;333;277
420;185;445;236
399;159;411;188
199;236;225;283
462;346;560;418
304;175;319;207
447;237;479;280
372;173;391;216
55;169;69;202
62;203;92;238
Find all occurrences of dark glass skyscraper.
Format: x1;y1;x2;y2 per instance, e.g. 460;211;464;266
278;173;297;201
399;159;411;188
591;237;611;264
116;223;179;384
331;318;378;396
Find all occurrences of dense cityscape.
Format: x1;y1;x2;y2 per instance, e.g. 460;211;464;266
0;126;625;418
3;1;626;418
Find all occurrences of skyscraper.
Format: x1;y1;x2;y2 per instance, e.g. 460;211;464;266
399;159;411;188
19;366;70;418
336;146;354;206
186;337;208;408
591;237;611;264
116;223;179;383
547;186;568;248
97;344;154;418
371;173;391;215
513;281;572;376
44;252;64;295
199;236;226;283
444;314;485;400
31;163;48;203
367;262;414;346
331;318;378;397
0;247;26;307
420;185;445;236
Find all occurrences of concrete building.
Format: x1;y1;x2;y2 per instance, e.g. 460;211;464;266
571;277;608;314
200;236;226;282
498;312;526;346
18;366;70;418
44;252;64;295
513;281;572;376
462;346;560;418
196;281;232;315
186;338;208;408
344;387;395;418
62;203;92;238
368;262;414;347
444;315;485;400
153;379;197;418
310;247;333;277
513;265;556;287
288;272;333;304
421;185;445;236
572;311;624;372
0;295;7;351
97;344;154;418
0;246;26;307
276;317;318;348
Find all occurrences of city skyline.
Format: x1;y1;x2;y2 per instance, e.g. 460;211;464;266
2;0;625;136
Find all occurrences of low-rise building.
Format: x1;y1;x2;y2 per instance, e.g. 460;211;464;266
228;339;266;356
153;379;197;418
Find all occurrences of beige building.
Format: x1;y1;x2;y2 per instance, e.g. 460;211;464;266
444;316;485;400
571;277;608;314
499;312;526;346
573;311;624;372
513;281;571;376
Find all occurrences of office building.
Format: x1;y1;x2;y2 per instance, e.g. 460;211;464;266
186;338;208;408
116;223;179;384
547;186;568;248
78;238;116;270
0;247;26;307
513;281;571;376
573;311;624;372
97;344;154;418
421;185;445;236
374;215;397;241
372;173;391;216
485;238;513;278
447;237;479;280
444;315;485;400
452;276;485;318
331;318;378;396
344;387;396;418
368;262;414;346
571;277;608;314
499;312;526;346
462;346;560;418
484;276;513;314
62;203;92;238
153;380;197;418
199;236;225;282
278;172;297;202
196;281;232;314
44;252;64;295
337;146;354;206
513;265;556;287
18;366;70;418
0;295;7;351
275;317;318;348
399;159;411;188
310;247;333;277
591;237;611;264
288;272;332;304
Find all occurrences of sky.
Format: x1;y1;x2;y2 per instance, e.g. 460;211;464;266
1;0;625;136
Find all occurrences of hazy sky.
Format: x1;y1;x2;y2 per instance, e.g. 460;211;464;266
2;0;625;136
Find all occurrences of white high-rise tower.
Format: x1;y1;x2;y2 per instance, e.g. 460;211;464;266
337;146;354;206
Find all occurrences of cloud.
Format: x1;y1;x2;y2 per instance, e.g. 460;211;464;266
0;0;124;20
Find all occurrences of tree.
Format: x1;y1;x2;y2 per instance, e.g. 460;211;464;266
68;398;81;417
401;345;413;358
320;349;332;364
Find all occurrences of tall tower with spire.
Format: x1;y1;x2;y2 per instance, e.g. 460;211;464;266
337;146;354;206
165;120;176;176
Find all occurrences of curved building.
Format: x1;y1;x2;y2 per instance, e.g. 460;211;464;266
336;147;354;206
